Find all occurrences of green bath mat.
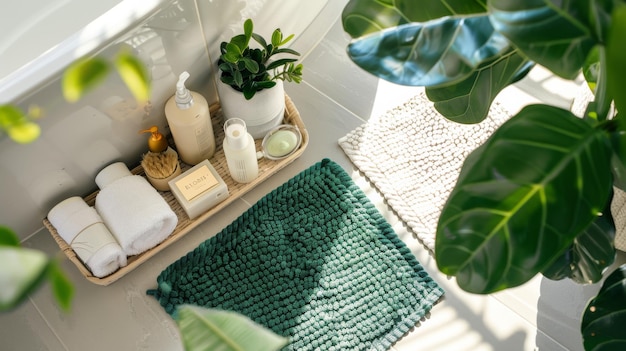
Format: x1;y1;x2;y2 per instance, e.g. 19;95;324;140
148;159;444;350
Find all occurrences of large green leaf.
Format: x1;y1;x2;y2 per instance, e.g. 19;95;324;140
0;226;20;247
489;0;596;79
62;57;109;102
346;16;511;87
175;305;289;351
0;105;41;144
581;264;626;351
48;260;74;312
436;104;613;293
610;117;626;190
0;247;49;311
342;0;487;37
425;49;532;123
606;3;626;115
114;51;151;103
541;203;615;284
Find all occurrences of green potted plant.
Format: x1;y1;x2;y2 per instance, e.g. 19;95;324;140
217;18;303;138
341;0;626;350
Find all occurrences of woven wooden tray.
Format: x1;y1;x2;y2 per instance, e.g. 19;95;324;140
43;95;308;285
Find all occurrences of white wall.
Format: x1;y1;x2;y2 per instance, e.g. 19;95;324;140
0;0;332;240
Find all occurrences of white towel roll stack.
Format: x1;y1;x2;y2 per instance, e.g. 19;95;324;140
94;162;178;256
48;196;127;278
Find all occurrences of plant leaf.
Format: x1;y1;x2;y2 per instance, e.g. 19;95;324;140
224;42;243;63
230;34;249;54
0;105;25;129
0;105;41;144
342;0;487;38
7;122;41;144
241;58;259;74
0;226;20;247
242;82;257;100
606;3;626;115
251;33;267;49
610;116;626;190
115;51;151;102
0;247;49;311
271;29;282;48
243;19;253;42
62;57;109;102
583;46;601;93
425;49;532;123
48;260;73;312
255;81;276;90
273;48;300;57
267;58;298;71
175;305;289;351
541;204;615;284
278;33;294;46
346;15;511;87
436;104;614;293
581;264;626;350
489;0;596;79
233;70;243;88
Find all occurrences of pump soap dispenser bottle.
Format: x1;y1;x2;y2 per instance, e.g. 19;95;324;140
223;118;259;183
139;126;182;191
165;71;215;165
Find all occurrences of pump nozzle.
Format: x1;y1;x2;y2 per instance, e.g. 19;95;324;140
175;71;193;109
139;126;168;153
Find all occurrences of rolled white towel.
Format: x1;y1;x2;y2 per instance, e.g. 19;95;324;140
48;196;127;278
94;162;178;256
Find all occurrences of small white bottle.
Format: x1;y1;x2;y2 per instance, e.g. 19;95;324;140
223;118;259;183
165;71;215;165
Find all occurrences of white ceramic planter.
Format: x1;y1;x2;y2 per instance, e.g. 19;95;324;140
217;79;285;139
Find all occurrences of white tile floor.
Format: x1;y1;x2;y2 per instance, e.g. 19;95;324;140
2;9;625;351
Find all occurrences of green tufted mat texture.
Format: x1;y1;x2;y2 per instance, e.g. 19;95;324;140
147;159;444;350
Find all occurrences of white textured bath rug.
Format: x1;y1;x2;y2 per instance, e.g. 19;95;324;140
339;90;513;252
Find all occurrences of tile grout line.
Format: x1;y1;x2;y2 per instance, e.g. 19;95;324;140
28;296;70;351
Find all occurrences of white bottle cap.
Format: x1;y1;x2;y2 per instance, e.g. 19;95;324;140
224;118;249;150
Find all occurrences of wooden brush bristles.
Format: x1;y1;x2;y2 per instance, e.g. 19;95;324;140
141;151;179;179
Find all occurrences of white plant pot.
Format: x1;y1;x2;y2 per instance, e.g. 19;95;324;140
217;79;285;139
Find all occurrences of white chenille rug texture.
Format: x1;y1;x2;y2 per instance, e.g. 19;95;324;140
338;90;513;252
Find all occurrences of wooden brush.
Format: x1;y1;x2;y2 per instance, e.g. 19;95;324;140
141;151;179;179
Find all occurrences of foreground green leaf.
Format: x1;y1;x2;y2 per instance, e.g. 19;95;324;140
175;305;289;351
62;57;109;102
610;117;626;190
0;105;41;144
606;3;626;115
0;226;20;247
115;51;151;102
342;0;487;38
436;105;613;293
489;0;596;79
425;49;532;123
7;122;41;144
581;264;626;350
0;247;49;311
346;16;511;87
48;260;74;312
542;206;615;284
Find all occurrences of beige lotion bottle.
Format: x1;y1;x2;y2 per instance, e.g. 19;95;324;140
165;71;215;165
223;118;258;183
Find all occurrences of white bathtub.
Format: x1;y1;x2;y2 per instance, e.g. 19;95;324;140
0;0;169;103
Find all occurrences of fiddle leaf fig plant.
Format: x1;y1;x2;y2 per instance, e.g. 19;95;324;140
218;18;303;100
342;0;626;349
